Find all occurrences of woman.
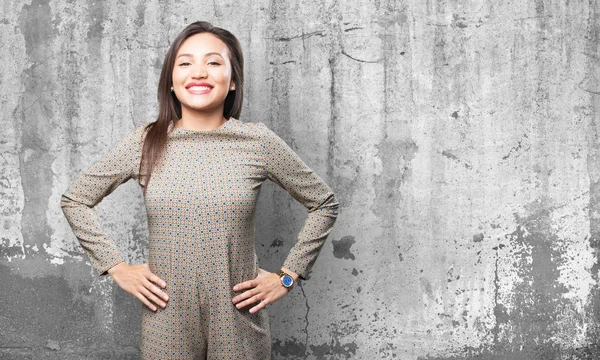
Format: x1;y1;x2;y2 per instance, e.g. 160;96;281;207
60;21;339;359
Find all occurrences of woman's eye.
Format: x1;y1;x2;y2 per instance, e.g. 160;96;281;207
179;62;191;66
208;61;220;65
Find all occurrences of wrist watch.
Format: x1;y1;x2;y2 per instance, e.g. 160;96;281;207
277;269;295;291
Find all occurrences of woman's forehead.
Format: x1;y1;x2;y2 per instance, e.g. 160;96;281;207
177;33;229;57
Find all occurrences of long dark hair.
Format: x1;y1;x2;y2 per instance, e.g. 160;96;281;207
138;21;244;194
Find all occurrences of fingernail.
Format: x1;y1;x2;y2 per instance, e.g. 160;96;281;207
164;295;169;300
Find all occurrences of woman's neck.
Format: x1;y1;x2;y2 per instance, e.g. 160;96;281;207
176;111;227;131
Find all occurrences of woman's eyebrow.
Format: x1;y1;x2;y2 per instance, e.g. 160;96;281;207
176;52;224;59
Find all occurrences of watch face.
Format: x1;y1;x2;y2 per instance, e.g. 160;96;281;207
282;275;293;287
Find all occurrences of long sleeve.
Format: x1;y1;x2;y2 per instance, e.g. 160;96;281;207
60;124;147;277
257;122;340;281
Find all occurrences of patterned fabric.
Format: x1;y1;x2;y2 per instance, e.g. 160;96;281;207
60;117;339;359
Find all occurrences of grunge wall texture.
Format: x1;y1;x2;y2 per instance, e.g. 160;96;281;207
1;0;599;359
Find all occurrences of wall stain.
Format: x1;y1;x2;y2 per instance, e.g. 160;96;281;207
419;277;434;300
310;338;358;359
441;150;473;169
273;329;358;359
270;237;284;247
18;0;58;257
501;134;529;161
272;338;306;358
332;235;356;260
372;0;416;263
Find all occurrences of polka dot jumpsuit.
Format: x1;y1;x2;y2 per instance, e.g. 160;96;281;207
60;118;340;359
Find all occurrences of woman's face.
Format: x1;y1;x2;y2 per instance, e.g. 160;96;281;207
172;32;234;119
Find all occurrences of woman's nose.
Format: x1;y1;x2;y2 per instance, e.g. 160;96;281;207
191;65;207;78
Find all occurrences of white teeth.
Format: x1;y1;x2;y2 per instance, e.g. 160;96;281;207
188;86;212;91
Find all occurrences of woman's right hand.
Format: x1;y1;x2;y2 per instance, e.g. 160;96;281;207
107;262;169;311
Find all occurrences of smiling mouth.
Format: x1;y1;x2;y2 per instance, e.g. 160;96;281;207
187;86;212;94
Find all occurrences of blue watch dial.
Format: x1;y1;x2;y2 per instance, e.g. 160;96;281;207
282;275;293;287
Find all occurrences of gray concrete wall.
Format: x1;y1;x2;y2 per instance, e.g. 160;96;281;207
1;0;598;359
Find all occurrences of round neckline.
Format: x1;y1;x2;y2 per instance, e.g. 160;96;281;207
173;118;234;133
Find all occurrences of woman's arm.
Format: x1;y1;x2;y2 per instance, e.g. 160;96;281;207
257;122;340;281
231;122;340;313
60;124;145;276
60;124;170;312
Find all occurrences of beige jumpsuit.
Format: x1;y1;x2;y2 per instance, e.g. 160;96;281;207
60;118;339;359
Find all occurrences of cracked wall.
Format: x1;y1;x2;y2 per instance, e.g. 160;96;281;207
2;0;600;359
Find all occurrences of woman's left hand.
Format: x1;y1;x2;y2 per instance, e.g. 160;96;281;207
231;268;289;314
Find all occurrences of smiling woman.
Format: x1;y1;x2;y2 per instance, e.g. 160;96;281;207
60;20;339;359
